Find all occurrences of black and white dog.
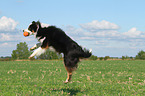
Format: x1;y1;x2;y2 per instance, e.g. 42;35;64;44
23;21;92;83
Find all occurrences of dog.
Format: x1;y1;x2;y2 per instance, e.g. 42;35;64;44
23;21;92;83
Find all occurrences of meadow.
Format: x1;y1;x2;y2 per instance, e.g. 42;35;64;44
0;60;145;96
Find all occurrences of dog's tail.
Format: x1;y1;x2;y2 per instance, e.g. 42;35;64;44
78;47;92;58
64;46;92;67
68;47;92;59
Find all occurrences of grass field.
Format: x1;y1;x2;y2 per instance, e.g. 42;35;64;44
0;60;145;96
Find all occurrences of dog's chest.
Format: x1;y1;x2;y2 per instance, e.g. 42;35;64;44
34;34;46;43
38;37;46;43
35;35;56;52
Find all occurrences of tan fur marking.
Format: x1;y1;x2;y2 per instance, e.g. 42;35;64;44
64;66;77;83
41;44;49;49
32;30;35;33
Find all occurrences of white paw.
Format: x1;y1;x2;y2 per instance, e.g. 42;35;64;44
28;56;33;59
64;80;69;84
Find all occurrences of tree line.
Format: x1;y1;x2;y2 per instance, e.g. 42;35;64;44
1;42;145;61
89;50;145;60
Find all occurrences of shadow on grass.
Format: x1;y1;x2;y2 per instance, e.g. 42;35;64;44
62;88;81;95
52;88;85;96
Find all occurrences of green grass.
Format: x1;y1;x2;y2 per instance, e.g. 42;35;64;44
0;60;145;96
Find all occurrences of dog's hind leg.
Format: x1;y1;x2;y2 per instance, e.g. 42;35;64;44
64;67;73;83
64;65;78;83
63;54;79;83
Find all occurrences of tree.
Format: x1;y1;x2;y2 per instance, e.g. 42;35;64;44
122;55;130;60
99;57;104;60
11;42;30;60
104;56;110;60
89;55;98;60
122;56;125;60
135;50;145;60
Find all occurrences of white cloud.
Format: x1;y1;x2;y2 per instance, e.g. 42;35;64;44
1;42;8;46
95;30;120;37
123;27;142;38
96;40;108;45
80;20;119;32
0;33;21;41
0;32;35;42
0;33;11;41
64;25;84;34
80;37;96;40
63;25;85;40
0;16;18;31
64;21;145;43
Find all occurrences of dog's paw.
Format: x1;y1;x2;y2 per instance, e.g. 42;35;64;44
64;80;69;84
64;81;69;84
30;48;33;51
64;79;72;84
30;48;35;51
28;56;33;59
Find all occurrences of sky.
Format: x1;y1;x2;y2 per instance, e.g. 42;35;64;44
0;0;145;57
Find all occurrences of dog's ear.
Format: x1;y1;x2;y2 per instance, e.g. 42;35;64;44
36;21;41;27
36;21;40;24
32;21;36;24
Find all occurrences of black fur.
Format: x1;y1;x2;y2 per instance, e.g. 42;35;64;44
28;21;92;68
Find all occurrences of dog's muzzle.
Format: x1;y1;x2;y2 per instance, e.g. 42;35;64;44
23;29;34;36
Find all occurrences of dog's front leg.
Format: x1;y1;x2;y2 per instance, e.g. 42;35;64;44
30;43;41;51
29;47;46;59
30;44;37;51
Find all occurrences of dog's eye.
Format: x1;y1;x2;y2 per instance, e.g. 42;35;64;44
28;28;31;31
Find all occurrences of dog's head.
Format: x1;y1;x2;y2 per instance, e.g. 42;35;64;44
23;21;40;36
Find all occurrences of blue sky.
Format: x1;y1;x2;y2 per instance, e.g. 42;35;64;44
0;0;145;57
